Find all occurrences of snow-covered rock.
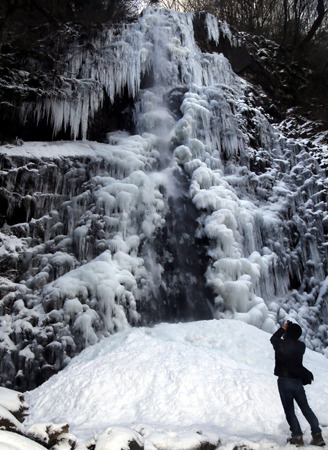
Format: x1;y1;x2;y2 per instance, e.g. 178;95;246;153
0;387;28;422
0;430;47;450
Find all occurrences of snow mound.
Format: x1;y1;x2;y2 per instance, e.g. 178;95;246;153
25;319;328;449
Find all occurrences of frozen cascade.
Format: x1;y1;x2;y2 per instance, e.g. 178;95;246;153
0;7;327;389
20;8;238;141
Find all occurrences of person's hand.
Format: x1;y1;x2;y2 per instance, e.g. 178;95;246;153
283;321;291;330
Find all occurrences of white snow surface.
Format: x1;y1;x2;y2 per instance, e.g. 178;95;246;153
0;431;46;450
0;140;96;158
24;319;328;449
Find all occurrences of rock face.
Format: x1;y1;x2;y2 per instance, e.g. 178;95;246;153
0;7;327;390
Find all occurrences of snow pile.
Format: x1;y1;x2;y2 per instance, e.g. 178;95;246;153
22;319;328;449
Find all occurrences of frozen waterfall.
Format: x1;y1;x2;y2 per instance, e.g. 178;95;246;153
0;7;327;390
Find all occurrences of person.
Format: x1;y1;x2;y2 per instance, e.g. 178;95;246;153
270;320;325;447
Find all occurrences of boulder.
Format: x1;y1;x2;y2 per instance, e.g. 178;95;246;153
0;386;29;422
94;426;144;450
26;422;71;449
0;405;25;433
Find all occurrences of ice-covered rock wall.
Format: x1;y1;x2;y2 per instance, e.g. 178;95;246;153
0;7;327;390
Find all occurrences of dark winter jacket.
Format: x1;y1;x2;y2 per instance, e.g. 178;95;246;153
270;327;305;379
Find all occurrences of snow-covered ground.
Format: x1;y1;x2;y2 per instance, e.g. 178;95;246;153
12;319;327;449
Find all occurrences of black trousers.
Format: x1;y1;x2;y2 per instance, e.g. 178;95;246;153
277;377;321;437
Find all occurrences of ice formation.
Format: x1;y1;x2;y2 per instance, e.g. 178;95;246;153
0;7;327;389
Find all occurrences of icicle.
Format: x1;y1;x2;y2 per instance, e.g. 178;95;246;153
205;13;220;44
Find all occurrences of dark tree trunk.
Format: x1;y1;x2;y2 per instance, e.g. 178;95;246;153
0;0;19;54
299;0;326;48
283;0;288;45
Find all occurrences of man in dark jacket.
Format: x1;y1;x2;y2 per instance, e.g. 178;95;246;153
271;321;325;447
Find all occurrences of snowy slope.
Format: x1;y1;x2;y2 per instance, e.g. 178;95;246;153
23;319;328;449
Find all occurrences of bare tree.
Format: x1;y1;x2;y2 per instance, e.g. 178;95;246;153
299;0;326;47
153;0;327;49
